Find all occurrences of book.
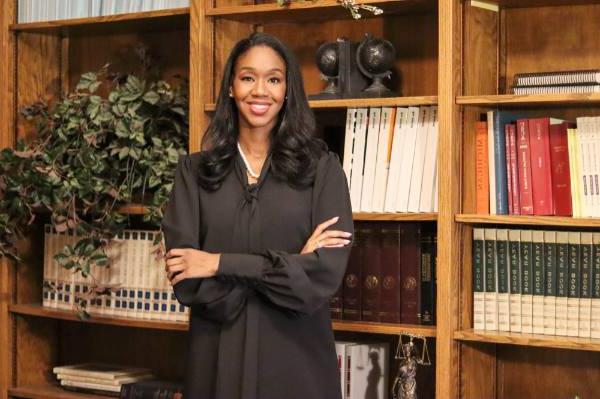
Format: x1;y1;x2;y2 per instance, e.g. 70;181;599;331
529;118;562;215
53;364;152;380
567;232;581;337
343;226;363;321
361;223;381;322
516;119;534;215
531;230;545;334
349;108;369;211
543;230;557;335
383;107;408;212
475;121;489;214
508;229;522;332
400;223;421;324
120;380;183;399
484;228;498;331
419;225;436;325
549;121;573;216
520;230;533;334
379;226;401;323
591;232;600;339
555;231;570;336
579;232;593;338
496;229;510;331
513;70;600;86
473;228;485;330
372;107;396;212
360;108;382;212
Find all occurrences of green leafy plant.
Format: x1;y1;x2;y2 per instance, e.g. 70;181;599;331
0;63;188;316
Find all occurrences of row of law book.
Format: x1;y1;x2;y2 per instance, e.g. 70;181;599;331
475;112;600;217
42;225;189;322
17;0;189;23
331;222;436;325
343;106;438;214
335;341;389;399
473;228;600;338
512;70;600;95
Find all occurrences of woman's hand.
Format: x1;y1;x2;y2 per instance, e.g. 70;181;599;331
301;216;352;254
165;248;221;286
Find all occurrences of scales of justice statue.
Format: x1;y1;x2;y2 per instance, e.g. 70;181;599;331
392;333;432;399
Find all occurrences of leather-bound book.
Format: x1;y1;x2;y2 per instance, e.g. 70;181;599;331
361;223;382;321
379;224;401;323
400;223;421;324
343;224;364;320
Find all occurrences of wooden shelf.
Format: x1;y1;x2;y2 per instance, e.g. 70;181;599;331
9;8;189;31
205;96;438;112
456;213;600;227
333;320;436;337
455;329;600;352
9;304;188;332
9;384;112;399
456;93;600;107
206;0;435;23
491;0;600;9
353;212;437;221
115;204;148;215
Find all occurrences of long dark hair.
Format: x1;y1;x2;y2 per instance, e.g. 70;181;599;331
197;32;326;191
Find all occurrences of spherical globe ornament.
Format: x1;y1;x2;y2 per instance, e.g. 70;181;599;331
315;42;339;78
356;35;395;77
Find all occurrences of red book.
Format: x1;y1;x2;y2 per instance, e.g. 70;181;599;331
508;123;521;215
475;121;489;214
505;123;514;215
379;226;401;323
342;226;363;321
549;121;573;216
361;223;381;322
529;118;560;215
516;119;534;215
400;223;421;325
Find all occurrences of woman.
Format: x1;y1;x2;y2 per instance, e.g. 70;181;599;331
161;32;353;399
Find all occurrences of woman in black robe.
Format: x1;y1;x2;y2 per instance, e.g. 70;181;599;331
161;32;353;399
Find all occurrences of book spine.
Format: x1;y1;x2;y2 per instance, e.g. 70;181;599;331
493;114;509;214
407;106;430;212
473;228;486;330
418;106;438;213
516;119;534;215
508;229;522;332
496;228;510;331
342;227;362;321
532;230;546;334
349;108;368;212
508;123;521;215
360;107;382;212
543;230;557;335
372;107;396;212
379;227;401;323
505;125;514;215
361;224;381;322
484;228;498;331
419;226;435;325
475;121;490;214
400;223;421;324
549;122;573;216
395;107;420;212
520;230;533;333
567;232;581;337
591;232;600;338
383;107;408;212
579;232;593;338
529;118;554;215
555;231;570;336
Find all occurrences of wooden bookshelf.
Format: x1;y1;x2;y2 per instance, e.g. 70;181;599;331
205;95;438;111
455;214;600;227
9;304;189;332
457;93;600;106
333;320;436;337
9;8;189;31
9;384;112;399
454;329;600;352
206;0;436;23
493;0;600;8
353;212;437;222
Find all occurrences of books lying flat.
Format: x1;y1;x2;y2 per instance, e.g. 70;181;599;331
53;363;153;380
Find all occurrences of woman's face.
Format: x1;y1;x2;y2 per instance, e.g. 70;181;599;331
230;45;287;131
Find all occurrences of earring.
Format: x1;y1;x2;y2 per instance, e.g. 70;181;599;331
229;93;233;98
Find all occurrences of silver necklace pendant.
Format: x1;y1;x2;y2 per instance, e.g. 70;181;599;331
237;142;261;179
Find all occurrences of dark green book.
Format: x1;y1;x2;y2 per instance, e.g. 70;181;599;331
520;230;533;333
496;229;510;331
592;232;600;339
484;228;498;331
567;232;581;337
532;231;545;334
508;229;521;332
580;232;593;337
473;228;485;330
543;231;557;335
555;231;569;336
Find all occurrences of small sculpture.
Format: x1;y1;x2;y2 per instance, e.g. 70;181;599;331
356;33;396;97
392;333;431;399
311;41;341;99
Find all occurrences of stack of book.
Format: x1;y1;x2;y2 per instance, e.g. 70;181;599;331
331;222;436;325
53;363;153;396
475;113;600;217
512;70;600;95
335;341;389;399
472;228;600;338
17;0;190;23
343;106;438;214
120;380;183;399
43;225;189;322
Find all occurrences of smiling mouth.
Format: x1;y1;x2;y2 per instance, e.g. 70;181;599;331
248;103;271;115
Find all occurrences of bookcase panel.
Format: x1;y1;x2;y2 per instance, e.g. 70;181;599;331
459;342;496;399
15;226;45;306
497;345;600;399
503;4;600;96
67;25;189;94
16;33;62;141
15;316;58;388
262;12;438;98
58;322;187;382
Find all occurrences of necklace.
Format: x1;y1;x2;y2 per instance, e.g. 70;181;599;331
237;142;260;179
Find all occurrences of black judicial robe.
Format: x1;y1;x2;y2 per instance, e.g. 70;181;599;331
161;149;353;399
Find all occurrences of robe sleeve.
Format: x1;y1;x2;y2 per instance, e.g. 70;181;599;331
216;152;353;316
161;154;247;322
